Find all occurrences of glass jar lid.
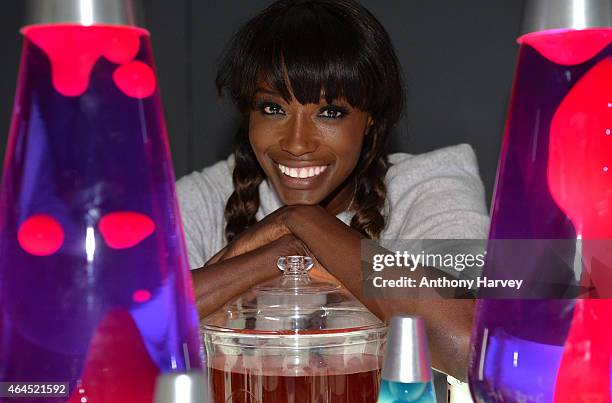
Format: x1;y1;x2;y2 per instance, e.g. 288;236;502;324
203;255;384;335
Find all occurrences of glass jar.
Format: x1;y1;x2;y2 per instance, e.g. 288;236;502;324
202;255;386;403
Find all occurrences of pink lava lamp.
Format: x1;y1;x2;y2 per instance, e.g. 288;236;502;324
0;1;206;402
469;0;612;402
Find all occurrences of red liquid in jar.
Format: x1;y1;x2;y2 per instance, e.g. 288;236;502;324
209;354;380;402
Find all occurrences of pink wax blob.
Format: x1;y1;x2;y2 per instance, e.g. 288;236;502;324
17;214;65;256
21;25;155;98
548;57;612;238
113;61;157;99
519;28;612;65
132;289;152;303
546;41;612;403
99;211;156;249
66;308;159;403
553;299;612;402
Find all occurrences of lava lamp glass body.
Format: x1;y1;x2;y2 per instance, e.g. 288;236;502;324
469;29;612;402
0;24;202;402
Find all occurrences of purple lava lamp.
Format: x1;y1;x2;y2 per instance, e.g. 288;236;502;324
469;0;612;402
0;1;205;401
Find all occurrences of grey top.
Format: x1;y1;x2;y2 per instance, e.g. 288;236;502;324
176;143;490;270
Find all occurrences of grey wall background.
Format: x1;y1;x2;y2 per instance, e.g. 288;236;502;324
0;0;525;206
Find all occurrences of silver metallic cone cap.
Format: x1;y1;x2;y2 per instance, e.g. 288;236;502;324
153;372;210;403
521;0;612;35
381;315;432;383
25;0;145;28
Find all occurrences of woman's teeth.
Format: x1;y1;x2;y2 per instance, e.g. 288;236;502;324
278;163;328;179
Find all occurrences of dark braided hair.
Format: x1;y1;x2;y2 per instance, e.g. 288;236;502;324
216;0;405;242
224;121;265;242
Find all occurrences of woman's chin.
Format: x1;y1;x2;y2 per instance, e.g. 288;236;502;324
280;197;320;206
276;191;324;207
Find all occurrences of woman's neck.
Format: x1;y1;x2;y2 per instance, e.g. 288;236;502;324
322;176;356;216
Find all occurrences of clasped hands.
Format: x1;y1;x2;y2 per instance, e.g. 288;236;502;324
205;204;361;282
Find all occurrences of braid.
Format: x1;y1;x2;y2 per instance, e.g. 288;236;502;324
224;123;265;242
350;155;389;240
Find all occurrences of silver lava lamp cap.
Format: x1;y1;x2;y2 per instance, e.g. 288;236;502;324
381;315;432;383
153;372;210;403
25;0;145;28
521;0;612;35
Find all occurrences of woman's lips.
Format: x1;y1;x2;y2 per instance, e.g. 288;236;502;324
272;159;331;187
278;162;328;179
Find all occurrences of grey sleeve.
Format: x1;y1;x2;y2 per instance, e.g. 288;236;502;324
386;144;490;280
176;173;226;270
390;144;490;240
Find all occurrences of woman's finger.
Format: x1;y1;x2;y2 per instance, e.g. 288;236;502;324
204;245;228;266
211;206;295;263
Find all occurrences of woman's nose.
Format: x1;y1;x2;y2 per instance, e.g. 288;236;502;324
279;114;318;157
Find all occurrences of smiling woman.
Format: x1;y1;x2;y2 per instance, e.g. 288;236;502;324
214;0;405;243
176;0;489;382
249;87;372;213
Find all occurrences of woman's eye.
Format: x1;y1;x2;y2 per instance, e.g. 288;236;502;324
319;107;347;119
260;103;285;116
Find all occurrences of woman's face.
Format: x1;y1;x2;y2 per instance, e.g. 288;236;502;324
248;84;372;212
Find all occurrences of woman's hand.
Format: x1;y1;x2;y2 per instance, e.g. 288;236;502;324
205;206;293;265
205;205;362;282
192;234;311;319
208;205;362;261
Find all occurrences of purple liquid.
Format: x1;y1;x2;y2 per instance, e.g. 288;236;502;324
0;27;202;402
469;36;612;402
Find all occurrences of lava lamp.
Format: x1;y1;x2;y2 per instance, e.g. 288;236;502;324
0;1;206;402
377;316;436;403
469;0;612;402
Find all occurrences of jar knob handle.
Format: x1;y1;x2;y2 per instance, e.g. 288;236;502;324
277;255;314;274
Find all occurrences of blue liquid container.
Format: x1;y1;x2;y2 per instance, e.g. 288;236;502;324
377;380;436;403
378;316;436;403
